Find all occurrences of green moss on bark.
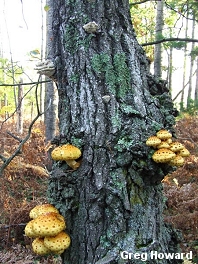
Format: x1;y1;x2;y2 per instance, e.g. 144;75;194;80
91;53;131;97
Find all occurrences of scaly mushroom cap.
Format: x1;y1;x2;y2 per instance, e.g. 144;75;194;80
52;249;65;255
32;238;51;255
29;204;59;219
152;148;176;163
44;231;71;253
51;144;81;161
146;136;161;147
32;212;66;237
177;148;190;157
156;129;172;140
25;220;37;238
169;142;184;152
157;141;170;149
169;155;185;166
165;138;172;144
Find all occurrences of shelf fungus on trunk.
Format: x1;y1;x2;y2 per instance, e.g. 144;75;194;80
169;155;185;166
51;144;82;170
44;231;71;254
32;238;51;255
29;203;59;219
83;21;99;33
146;129;190;167
156;129;172;140
152;148;176;163
146;136;161;147
34;60;55;78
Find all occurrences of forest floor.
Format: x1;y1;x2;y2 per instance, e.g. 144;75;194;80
0;116;197;263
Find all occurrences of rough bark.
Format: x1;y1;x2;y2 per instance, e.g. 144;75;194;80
47;1;181;263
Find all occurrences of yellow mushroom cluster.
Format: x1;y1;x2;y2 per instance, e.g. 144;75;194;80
146;129;190;167
51;144;81;170
25;204;71;256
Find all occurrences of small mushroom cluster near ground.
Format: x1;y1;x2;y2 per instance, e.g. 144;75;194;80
146;129;190;166
51;144;82;170
24;204;71;256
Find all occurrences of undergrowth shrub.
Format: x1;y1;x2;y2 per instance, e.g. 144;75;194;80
0;120;49;248
163;116;198;263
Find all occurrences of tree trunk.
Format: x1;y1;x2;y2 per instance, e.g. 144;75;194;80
16;78;23;134
48;1;181;263
187;15;195;109
44;0;57;141
167;44;173;92
180;9;189;112
154;0;164;77
194;56;198;108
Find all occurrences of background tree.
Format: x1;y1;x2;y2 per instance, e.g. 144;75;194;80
154;0;164;77
47;1;181;264
130;0;198;110
187;13;196;109
44;0;57;141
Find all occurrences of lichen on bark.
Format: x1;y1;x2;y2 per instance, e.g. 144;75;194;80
48;1;182;263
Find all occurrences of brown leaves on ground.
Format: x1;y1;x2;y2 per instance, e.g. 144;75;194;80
0;244;62;264
0;121;51;250
163;116;198;261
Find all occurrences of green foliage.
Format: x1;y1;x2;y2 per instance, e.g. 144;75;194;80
179;98;198;116
0;57;24;116
129;0;155;61
130;0;197;64
44;5;50;12
0;58;22;84
189;46;198;60
165;41;186;50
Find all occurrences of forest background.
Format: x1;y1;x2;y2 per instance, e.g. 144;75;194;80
0;0;198;263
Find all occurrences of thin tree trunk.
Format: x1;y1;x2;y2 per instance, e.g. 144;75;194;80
4;93;8;120
180;16;188;112
194;56;198;108
168;45;173;92
44;0;57;141
16;78;23;134
48;1;181;263
154;0;164;77
39;0;45;119
187;15;195;109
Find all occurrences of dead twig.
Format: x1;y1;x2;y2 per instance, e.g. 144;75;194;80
0;76;51;177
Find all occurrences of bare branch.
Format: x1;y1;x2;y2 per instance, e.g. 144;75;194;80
0;80;51;87
0;77;52;177
0;154;7;162
0;79;53;128
141;37;198;46
164;0;198;23
172;69;197;102
129;0;151;7
6;131;22;143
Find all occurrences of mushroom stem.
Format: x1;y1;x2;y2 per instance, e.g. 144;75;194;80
65;160;81;170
